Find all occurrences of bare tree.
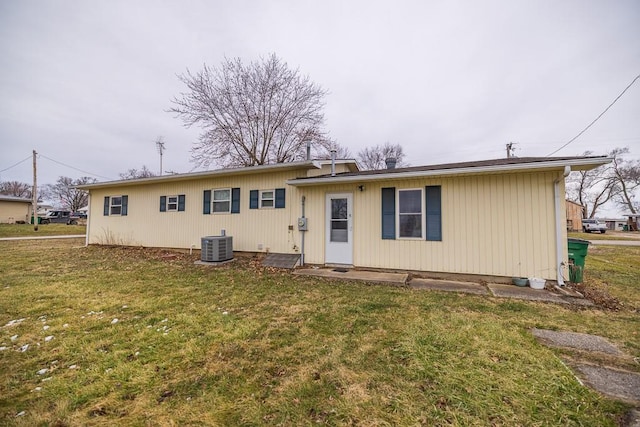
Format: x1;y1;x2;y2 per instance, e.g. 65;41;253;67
610;148;640;214
119;165;156;180
0;181;32;198
170;54;332;168
314;143;353;160
357;143;408;170
45;176;96;212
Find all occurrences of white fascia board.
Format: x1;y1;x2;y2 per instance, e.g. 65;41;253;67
286;157;612;186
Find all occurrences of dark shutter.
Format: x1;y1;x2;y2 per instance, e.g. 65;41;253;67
178;195;186;212
121;195;128;216
160;196;167;212
425;186;442;241
231;188;240;213
381;187;396;239
203;190;211;214
275;188;285;209
249;190;259;209
103;196;110;216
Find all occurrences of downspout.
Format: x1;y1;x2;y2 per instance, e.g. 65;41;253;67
85;193;91;247
300;195;306;266
553;166;571;286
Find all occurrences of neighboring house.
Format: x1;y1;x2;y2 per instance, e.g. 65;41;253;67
602;218;627;231
565;200;583;231
627;214;640;231
77;156;610;284
0;195;32;224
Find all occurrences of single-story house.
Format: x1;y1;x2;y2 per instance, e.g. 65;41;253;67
565;200;584;231
77;156;611;285
0;195;32;224
602;218;627;231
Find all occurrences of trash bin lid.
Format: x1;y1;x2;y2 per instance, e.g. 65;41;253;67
568;238;590;245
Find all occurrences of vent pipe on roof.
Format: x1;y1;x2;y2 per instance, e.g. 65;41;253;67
330;149;337;176
385;158;397;169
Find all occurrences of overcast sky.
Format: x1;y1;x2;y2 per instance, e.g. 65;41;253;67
1;1;639;201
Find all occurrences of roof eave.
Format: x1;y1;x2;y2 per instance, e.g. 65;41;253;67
76;160;323;190
286;157;612;186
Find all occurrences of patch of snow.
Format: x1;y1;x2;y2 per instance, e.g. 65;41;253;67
134;351;140;356
16;411;26;417
69;365;77;369
32;387;42;392
161;318;168;323
222;311;229;315
36;368;48;375
63;323;69;328
43;325;50;330
0;346;7;351
44;336;54;342
111;318;118;324
122;305;128;309
10;335;18;341
41;377;51;382
4;318;26;327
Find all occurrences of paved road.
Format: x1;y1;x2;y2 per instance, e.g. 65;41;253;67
0;235;85;241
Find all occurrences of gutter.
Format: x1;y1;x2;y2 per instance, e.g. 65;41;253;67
553;166;571;286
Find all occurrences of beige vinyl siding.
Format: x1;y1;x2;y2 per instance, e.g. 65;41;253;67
87;165;566;280
0;200;32;223
88;171;304;253
298;171;563;280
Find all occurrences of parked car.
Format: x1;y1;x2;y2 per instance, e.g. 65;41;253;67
582;218;607;233
40;210;72;224
67;212;87;225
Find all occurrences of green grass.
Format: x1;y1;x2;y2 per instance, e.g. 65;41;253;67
0;223;86;238
1;240;638;426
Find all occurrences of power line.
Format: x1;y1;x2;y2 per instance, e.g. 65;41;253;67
546;73;640;156
0;155;32;173
38;154;114;181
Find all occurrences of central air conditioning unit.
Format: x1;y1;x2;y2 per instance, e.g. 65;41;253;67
201;235;233;262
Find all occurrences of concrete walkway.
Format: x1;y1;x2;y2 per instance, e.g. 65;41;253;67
295;269;591;306
532;328;640;422
294;268;408;285
0;235;85;241
589;240;640;246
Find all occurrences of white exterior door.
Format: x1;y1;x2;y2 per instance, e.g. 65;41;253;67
325;193;353;265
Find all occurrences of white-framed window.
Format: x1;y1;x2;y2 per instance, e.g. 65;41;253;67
397;188;424;239
110;196;123;216
260;190;274;208
167;196;178;211
212;188;231;213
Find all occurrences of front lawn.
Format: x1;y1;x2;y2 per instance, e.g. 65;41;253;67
0;240;638;425
0;223;86;238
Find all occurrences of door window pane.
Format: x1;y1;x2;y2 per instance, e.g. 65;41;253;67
330;198;348;242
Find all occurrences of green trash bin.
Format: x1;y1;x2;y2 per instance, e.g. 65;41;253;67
30;216;43;224
623;224;629;231
567;238;590;283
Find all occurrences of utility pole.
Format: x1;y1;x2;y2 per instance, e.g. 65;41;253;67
506;142;515;158
32;150;38;231
155;137;166;175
